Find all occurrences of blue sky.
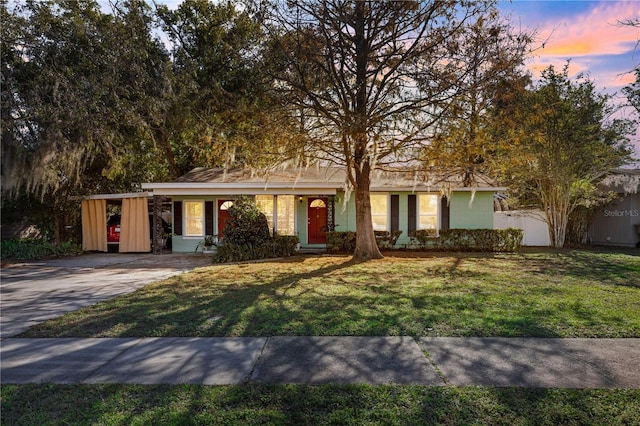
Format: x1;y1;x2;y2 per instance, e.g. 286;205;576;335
498;0;639;155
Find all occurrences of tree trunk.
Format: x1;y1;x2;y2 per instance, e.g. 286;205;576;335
353;161;383;260
350;3;381;261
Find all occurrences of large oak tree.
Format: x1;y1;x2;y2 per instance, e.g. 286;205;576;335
267;0;510;259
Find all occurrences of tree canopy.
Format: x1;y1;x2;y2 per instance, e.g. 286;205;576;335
496;64;635;247
267;0;525;259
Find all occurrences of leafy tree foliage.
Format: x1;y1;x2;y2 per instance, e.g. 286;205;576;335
623;67;640;114
496;65;634;247
222;196;271;247
156;0;304;175
421;11;533;188
1;0;172;198
267;0;506;259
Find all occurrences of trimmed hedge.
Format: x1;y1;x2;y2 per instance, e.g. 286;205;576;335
326;231;357;252
212;235;300;263
438;228;523;252
326;228;523;253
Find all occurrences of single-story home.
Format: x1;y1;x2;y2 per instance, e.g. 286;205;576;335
118;166;503;253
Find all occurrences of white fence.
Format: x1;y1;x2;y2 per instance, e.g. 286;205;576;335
494;210;550;246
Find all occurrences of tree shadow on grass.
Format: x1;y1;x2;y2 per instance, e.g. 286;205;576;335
17;256;366;338
518;248;640;289
3;383;639;425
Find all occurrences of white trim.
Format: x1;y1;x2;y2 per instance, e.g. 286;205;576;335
72;192;152;200
142;182;341;190
144;187;337;196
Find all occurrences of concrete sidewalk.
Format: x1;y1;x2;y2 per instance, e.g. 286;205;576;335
2;337;639;388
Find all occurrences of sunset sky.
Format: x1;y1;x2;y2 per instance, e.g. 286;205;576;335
498;0;639;155
499;0;638;91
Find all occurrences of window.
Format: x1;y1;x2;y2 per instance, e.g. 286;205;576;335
370;194;388;231
184;201;204;237
418;194;438;230
255;195;274;232
255;195;296;236
277;195;295;235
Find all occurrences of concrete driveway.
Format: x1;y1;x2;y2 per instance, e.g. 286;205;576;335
0;253;212;338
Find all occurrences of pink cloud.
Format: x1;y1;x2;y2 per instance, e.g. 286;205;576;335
536;1;639;58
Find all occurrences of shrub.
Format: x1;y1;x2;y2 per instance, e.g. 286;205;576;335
1;239;82;260
271;235;300;257
212;197;300;263
326;231;357;252
438;228;523;252
223;196;271;246
327;228;523;253
212;235;300;263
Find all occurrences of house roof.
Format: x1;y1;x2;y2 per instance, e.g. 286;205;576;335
141;167;505;196
599;168;640;194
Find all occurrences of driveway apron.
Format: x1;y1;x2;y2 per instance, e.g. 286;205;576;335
0;253;212;338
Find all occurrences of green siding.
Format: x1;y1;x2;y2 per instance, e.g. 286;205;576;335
449;192;494;229
334;193;357;232
169;191;495;252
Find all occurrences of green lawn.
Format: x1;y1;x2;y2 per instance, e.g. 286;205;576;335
6;249;640;425
2;384;639;426
21;249;640;338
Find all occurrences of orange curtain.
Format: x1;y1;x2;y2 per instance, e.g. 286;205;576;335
81;199;107;252
119;197;150;253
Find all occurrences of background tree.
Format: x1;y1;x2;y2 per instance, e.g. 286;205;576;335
420;11;532;188
156;0;304;176
268;0;504;260
1;0;172;241
496;65;634;247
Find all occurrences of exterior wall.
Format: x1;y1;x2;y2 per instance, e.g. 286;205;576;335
334;190;495;246
334;193;357;232
296;197;308;245
589;193;640;248
169;190;497;252
171;195;216;253
494;210;551;246
449;191;494;229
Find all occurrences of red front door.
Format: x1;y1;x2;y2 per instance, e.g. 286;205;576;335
308;197;328;244
217;199;234;238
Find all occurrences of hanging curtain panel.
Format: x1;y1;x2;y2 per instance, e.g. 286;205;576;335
81;199;107;252
119;198;151;253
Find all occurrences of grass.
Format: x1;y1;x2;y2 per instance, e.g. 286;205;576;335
20;248;640;338
5;248;640;425
2;384;639;425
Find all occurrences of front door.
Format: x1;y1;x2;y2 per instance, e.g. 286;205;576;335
308;197;328;244
217;199;234;239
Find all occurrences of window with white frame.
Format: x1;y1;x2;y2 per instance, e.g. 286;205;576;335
255;195;274;232
276;195;295;235
184;200;204;237
370;193;388;231
255;195;296;235
418;194;438;230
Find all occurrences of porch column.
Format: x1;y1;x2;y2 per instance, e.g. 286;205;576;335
327;195;336;232
152;195;163;255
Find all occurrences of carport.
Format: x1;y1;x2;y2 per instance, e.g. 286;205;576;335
78;193;168;254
